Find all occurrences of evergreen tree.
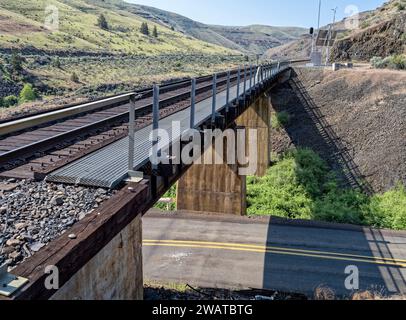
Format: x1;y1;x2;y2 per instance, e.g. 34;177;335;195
10;52;24;72
152;25;158;38
140;22;150;36
97;14;109;30
70;72;79;83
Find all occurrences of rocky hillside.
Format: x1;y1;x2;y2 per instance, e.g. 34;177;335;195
127;2;306;54
266;0;406;61
208;25;306;55
0;0;236;55
264;35;312;60
331;0;406;61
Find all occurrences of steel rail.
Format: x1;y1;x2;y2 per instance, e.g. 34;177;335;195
0;70;241;137
0;70;246;166
0;60;306;167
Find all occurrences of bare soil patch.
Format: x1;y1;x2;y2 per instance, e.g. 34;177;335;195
0;14;43;34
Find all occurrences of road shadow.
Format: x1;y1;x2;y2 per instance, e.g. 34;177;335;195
262;70;406;298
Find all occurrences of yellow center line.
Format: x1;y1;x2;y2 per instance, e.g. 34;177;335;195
143;239;406;268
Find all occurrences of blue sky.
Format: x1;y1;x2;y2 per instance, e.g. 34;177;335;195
127;0;385;28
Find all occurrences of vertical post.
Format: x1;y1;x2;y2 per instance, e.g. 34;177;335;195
152;84;160;168
211;73;217;124
153;84;160;132
128;95;136;172
243;66;247;101
277;62;280;72
236;67;241;100
249;65;253;91
190;78;196;129
226;70;230;112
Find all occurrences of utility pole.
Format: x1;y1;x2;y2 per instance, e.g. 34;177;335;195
311;0;322;53
325;7;338;65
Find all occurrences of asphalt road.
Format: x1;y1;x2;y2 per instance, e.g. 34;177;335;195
143;211;406;297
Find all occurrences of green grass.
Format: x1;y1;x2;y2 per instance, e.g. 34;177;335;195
271;111;290;130
0;0;238;56
247;149;406;230
154;185;177;211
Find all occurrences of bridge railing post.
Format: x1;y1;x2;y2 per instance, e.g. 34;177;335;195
128;95;136;173
211;73;217;124
249;65;253;91
243;66;247;103
152;84;160;169
236;67;241;101
190;78;196;129
226;70;230;112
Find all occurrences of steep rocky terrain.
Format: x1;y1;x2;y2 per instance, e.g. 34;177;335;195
331;10;406;61
266;0;406;61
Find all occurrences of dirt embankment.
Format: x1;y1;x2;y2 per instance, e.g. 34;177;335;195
270;67;406;193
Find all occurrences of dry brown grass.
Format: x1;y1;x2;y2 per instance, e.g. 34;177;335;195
314;285;336;300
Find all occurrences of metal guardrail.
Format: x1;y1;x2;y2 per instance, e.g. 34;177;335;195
0;60;301;138
126;61;292;179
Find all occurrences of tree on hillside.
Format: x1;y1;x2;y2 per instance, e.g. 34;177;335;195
70;72;79;83
97;14;109;30
19;83;37;103
10;52;24;73
152;25;158;38
140;22;150;36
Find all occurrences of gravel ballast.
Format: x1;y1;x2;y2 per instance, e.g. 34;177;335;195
0;179;116;269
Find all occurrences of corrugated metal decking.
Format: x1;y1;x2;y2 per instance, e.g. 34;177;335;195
46;67;284;188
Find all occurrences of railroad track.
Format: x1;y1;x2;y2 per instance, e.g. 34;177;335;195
0;67;246;180
0;60;307;182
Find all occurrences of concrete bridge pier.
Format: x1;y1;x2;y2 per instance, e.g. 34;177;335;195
176;93;272;215
177;133;247;216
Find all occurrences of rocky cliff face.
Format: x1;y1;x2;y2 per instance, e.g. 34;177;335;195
331;12;406;61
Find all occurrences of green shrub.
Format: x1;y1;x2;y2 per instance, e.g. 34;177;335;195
363;184;406;230
3;95;18;107
247;148;406;230
247;149;329;218
313;190;368;225
370;56;385;69
154;185;177;211
97;14;109;30
386;54;406;70
19;83;37;103
360;21;370;29
371;55;406;70
271;111;290;129
397;2;405;11
70;72;79;83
